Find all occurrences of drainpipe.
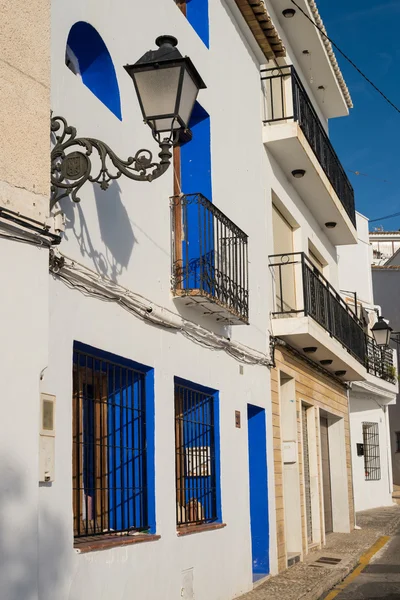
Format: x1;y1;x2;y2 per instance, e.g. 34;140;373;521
383;404;393;497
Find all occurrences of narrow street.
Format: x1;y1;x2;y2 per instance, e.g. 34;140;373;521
322;524;400;600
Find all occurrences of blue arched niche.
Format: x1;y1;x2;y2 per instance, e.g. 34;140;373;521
66;22;122;120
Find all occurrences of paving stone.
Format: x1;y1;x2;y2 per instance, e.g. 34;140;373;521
238;506;400;600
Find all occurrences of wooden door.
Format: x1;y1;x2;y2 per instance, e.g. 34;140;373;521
272;205;296;312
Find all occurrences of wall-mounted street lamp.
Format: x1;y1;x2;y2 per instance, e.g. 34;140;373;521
371;316;393;347
50;35;206;209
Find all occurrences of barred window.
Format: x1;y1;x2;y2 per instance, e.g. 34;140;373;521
73;345;149;538
175;380;218;526
362;422;381;481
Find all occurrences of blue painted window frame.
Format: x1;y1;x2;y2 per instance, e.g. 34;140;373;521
73;341;156;536
174;376;222;525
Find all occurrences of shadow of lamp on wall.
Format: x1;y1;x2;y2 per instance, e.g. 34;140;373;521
50;35;206;210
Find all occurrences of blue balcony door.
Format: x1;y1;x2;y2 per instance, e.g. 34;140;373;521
247;405;270;582
180;103;214;293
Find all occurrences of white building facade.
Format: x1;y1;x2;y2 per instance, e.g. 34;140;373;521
45;2;279;599
2;1;398;600
338;213;397;512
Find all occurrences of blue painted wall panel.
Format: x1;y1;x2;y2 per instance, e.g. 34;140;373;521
247;405;270;580
186;0;210;47
181;102;212;200
67;22;122;120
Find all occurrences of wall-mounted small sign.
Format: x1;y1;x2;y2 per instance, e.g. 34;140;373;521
283;441;297;464
235;410;241;428
357;443;364;457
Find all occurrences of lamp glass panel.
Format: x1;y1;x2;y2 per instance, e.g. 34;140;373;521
177;69;199;128
134;66;181;122
375;328;389;346
149;117;180;133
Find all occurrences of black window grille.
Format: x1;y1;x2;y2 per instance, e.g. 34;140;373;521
174;381;218;526
362;422;381;481
73;346;148;538
396;432;400;453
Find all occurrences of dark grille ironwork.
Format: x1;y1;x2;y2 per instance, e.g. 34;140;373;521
261;65;356;228
269;252;366;363
73;347;148;538
365;337;395;382
362;422;381;481
270;253;395;380
174;381;218;526
171;193;249;323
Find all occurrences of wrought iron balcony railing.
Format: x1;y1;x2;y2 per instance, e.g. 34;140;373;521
269;252;395;381
261;65;356;228
171;193;249;323
366;336;396;383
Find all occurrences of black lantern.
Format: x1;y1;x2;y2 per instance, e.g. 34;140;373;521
50;36;206;209
371;316;393;347
125;35;206;142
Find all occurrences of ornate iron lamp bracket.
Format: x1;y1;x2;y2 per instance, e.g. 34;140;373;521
50;116;174;210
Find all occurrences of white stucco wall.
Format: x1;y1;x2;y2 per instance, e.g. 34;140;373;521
0;240;49;600
350;395;393;512
338;212;374;306
45;1;279;599
40;278;276;600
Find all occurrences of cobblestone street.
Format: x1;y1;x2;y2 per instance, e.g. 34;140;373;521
238;506;400;600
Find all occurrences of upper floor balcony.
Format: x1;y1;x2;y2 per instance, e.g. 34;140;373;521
171;193;249;325
269;252;396;384
261;66;357;246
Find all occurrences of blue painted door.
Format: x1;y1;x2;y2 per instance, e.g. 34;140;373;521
247;404;270;581
180;103;213;293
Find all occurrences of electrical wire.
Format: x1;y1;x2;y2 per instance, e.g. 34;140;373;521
51;251;274;368
369;210;400;224
0;232;52;248
290;0;400;114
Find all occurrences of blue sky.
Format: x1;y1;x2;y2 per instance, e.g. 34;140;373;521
317;0;400;231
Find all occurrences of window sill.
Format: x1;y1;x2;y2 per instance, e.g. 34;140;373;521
74;533;160;554
177;522;226;537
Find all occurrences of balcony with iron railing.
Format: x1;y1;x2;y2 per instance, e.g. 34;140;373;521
171;193;249;324
261;66;357;245
269;252;395;382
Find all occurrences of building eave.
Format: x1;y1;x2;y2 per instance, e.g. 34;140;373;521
305;0;353;109
351;380;397;403
234;0;286;60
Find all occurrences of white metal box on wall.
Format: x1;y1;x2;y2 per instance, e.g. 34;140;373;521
39;393;56;483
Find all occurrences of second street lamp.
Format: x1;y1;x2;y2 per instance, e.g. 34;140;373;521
371;316;393;347
50;35;206;209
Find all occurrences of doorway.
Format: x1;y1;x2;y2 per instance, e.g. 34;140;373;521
320;416;333;534
302;404;313;544
247;405;270;582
